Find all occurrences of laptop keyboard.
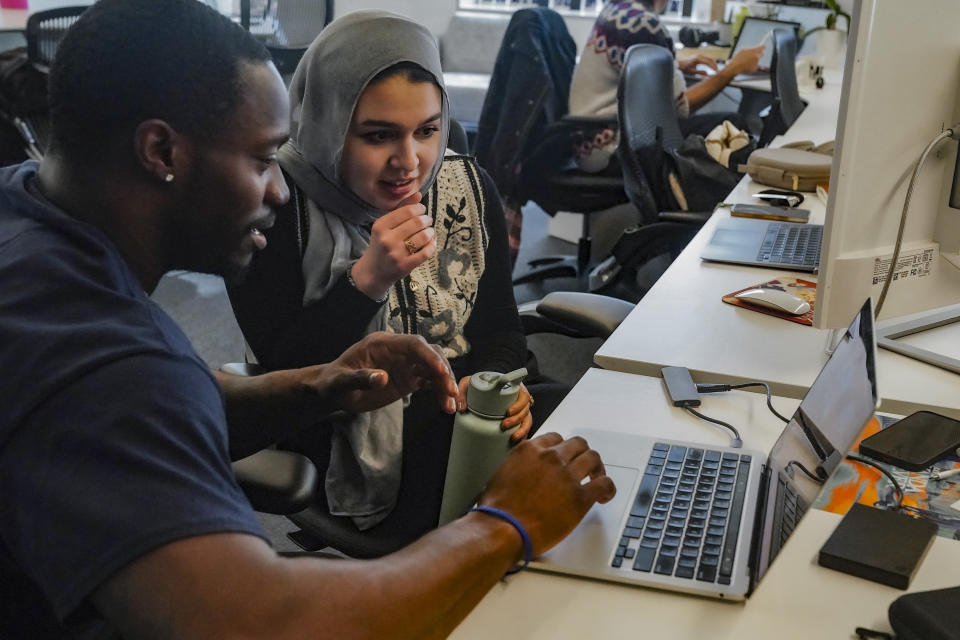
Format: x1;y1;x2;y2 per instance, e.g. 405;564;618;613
770;470;809;558
612;443;751;585
756;223;822;267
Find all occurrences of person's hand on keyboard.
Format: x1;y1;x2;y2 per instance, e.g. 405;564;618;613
678;54;718;77
477;433;617;557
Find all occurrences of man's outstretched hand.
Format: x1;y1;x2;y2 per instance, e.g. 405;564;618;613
309;332;458;415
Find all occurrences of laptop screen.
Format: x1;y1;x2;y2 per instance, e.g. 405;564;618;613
751;298;878;585
731;17;801;70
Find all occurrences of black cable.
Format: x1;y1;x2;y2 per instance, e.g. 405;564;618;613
696;381;790;423
846;454;904;511
784;459;823;484
683;406;742;448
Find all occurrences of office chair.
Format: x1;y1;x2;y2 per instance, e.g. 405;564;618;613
760;29;806;147
25;6;87;73
590;44;711;302
474;8;627;287
225;363;320;516
0;6;87;161
515;116;630;286
617;45;685;226
447;118;469;156
240;0;334;76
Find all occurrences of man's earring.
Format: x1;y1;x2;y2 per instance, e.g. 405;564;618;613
164;173;175;183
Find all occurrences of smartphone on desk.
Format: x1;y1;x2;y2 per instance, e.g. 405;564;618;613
859;410;960;471
731;203;810;223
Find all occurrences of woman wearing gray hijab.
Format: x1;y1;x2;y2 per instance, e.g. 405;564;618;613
228;10;561;552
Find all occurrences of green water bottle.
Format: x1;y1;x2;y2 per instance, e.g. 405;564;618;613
437;368;527;526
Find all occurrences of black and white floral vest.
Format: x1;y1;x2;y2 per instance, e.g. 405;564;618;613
386;154;488;359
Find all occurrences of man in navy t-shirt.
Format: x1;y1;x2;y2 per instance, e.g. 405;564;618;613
0;1;616;638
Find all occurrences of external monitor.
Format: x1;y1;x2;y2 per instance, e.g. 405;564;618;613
814;0;960;368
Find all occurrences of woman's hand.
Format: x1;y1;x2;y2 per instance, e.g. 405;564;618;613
350;191;437;300
677;54;718;76
457;376;533;444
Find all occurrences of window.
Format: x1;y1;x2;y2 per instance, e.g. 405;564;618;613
456;0;603;17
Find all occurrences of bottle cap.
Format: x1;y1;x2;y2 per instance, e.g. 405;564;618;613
466;368;527;419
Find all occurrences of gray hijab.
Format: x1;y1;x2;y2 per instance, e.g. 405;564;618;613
279;9;450;224
278;10;450;530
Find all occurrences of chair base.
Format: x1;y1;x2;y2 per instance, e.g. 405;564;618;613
513;255;578;285
287;527;328;553
512;235;592;286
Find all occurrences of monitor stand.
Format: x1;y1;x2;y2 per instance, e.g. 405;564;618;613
875;303;960;374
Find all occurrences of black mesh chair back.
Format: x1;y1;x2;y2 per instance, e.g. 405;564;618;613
600;44;714;301
617;44;684;224
242;0;334;75
761;28;805;146
1;6;88;159
25;6;87;73
448;118;469;155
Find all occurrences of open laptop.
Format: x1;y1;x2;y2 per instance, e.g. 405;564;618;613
697;17;801;81
532;298;878;601
700;217;822;272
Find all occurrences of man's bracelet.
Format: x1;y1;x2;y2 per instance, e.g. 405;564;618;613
469;505;532;575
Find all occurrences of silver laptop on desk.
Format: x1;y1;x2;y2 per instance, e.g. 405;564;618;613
531;299;878;601
700;217;822;272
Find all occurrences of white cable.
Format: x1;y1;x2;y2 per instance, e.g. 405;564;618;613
875;127;960;317
931;467;960;481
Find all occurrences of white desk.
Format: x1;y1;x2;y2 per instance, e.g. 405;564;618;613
594;68;960;420
0;0;93;31
451;370;959;639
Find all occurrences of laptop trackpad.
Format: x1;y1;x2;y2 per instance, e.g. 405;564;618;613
711;226;764;248
701;219;768;262
535;464;638;569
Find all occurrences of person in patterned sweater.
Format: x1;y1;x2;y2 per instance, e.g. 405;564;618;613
569;0;765;172
228;10;568;550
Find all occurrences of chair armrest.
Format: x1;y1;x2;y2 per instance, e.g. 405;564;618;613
220;362;319;515
232;449;319;515
220;362;266;376
658;210;713;224
519;291;634;339
610;222;704;269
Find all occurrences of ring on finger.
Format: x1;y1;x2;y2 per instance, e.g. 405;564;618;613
404;239;419;255
529;396;535;408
